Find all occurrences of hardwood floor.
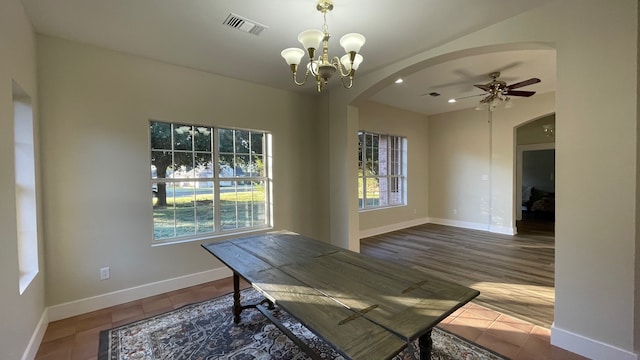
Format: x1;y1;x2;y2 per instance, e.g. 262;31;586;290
36;277;588;360
35;223;588;360
361;223;555;328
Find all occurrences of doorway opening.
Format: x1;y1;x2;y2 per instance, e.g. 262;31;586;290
515;114;555;236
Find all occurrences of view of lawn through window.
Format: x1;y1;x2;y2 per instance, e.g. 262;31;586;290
358;131;406;210
150;121;270;242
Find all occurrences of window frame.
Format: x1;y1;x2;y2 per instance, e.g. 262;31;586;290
13;80;39;294
150;120;271;244
358;130;407;211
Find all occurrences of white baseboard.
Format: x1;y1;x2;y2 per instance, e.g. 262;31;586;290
489;224;516;235
48;267;232;322
428;217;516;235
359;217;429;239
551;324;638;360
360;217;516;239
21;308;49;360
428;217;490;232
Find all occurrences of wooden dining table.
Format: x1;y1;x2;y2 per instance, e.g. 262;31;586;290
202;232;479;360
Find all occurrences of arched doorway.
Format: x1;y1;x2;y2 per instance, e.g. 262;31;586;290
515;114;555;235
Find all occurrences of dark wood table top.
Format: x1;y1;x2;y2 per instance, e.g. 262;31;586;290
203;232;479;359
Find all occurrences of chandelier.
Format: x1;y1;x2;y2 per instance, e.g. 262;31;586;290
280;0;365;92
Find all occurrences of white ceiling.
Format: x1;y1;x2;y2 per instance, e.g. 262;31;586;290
370;49;556;115
19;0;556;115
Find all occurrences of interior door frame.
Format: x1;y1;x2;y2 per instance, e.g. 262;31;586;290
516;142;555;221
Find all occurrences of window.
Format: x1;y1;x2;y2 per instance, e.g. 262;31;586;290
13;80;39;294
150;121;270;243
358;131;406;210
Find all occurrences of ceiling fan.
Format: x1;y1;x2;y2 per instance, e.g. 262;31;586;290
449;72;541;111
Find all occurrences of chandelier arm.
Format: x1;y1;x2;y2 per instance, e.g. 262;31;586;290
292;67;311;86
310;55;323;77
332;56;352;78
339;75;354;89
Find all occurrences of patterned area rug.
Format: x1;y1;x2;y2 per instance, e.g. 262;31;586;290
99;289;507;360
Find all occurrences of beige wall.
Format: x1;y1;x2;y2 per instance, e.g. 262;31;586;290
428;107;492;227
548;0;637;352
0;0;46;359
37;35;323;306
326;0;638;357
357;101;429;235
517;114;555;145
428;90;555;233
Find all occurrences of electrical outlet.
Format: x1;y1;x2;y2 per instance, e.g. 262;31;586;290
100;267;110;280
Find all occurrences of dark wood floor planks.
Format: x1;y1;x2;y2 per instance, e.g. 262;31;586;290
360;223;555;327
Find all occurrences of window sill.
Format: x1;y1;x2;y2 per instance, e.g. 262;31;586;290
19;270;39;295
358;204;407;213
151;226;273;247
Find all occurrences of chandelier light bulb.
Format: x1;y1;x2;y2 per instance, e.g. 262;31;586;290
504;98;513;108
340;53;363;72
307;60;318;73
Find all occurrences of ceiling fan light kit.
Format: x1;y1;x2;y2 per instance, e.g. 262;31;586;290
281;0;365;92
464;71;541;112
542;124;555;137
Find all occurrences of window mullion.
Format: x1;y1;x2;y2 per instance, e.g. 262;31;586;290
170;124;177;237
386;136;391;204
213;128;222;232
191;132;198;233
363;176;367;209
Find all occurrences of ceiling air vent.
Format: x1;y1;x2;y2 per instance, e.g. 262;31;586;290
223;13;268;36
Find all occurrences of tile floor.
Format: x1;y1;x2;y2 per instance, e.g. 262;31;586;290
34;277;587;360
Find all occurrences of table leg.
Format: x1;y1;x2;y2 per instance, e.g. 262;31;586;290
418;329;432;360
233;271;241;324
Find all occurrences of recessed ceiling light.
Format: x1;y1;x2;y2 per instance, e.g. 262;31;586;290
448;98;456;103
395;78;403;84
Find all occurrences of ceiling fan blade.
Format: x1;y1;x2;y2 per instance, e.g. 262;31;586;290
474;84;491;91
491;61;523;75
453;93;486;101
505;90;536;97
506;78;541;90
